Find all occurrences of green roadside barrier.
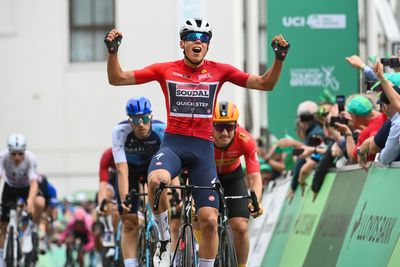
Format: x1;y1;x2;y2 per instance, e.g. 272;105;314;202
278;173;336;267
387;236;400;267
336;164;400;267
261;180;304;267
303;167;367;267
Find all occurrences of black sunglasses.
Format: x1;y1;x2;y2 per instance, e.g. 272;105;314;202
213;123;237;132
10;152;24;156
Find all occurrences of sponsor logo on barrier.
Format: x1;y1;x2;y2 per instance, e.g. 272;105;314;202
294;214;318;235
348;202;398;247
276;214;294;234
317;213;349;237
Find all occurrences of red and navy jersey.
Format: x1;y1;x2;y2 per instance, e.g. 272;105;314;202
214;125;260;175
99;148;116;182
133;60;250;140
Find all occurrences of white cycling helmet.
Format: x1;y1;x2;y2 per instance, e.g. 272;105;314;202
75;192;88;204
7;134;27;152
180;18;212;39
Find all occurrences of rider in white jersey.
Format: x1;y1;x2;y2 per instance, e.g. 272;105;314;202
0;134;46;265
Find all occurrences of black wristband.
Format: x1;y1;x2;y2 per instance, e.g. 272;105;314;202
104;35;122;54
271;41;290;60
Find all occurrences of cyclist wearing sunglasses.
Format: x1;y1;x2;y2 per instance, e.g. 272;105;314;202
105;18;289;267
111;96;165;267
213;101;263;266
0;134;46;264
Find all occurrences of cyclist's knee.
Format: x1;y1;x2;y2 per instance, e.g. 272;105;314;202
35;196;46;209
230;219;248;237
198;208;218;234
148;169;171;190
122;216;138;232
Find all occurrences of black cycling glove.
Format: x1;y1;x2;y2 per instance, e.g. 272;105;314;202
104;34;122;54
271;40;290;61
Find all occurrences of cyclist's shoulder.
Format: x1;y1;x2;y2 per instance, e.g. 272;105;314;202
112;120;132;133
235;125;256;145
24;150;37;160
236;125;252;139
101;147;113;158
146;61;180;71
151;120;166;137
205;60;236;69
152;119;166;127
0;149;7;158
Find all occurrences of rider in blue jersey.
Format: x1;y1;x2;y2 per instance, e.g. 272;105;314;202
111;96;165;267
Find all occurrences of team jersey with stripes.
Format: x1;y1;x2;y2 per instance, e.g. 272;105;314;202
111;120;165;166
0;149;38;187
214;125;260;175
133;59;250;140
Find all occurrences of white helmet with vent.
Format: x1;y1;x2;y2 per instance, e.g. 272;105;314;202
180;18;212;39
7;134;27;152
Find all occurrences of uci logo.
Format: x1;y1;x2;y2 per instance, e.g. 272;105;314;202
282;16;305;27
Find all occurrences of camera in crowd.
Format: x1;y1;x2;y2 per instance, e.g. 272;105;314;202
329;95;348;127
330;116;348;127
381;58;400;68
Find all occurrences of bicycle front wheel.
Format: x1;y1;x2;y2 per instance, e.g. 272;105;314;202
148;226;159;267
182;226;195;267
218;228;237;267
137;226;146;266
5;226;15;267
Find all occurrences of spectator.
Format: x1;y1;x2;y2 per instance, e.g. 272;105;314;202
357;86;400;169
333;95;386;163
378;87;400;164
275;101;324;201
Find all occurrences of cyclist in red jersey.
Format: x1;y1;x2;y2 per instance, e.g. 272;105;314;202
96;148;118;252
213;101;263;266
98;148;117;213
105;18;289;267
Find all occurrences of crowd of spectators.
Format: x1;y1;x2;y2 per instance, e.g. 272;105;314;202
256;55;400;201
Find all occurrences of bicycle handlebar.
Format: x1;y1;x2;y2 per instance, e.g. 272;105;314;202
100;199;107;212
123;189;137;207
249;190;260;213
153;182;166;211
154;181;223;211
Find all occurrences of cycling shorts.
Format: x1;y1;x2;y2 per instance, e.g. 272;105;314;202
218;166;250;219
115;163;149;214
148;133;219;210
1;183;30;222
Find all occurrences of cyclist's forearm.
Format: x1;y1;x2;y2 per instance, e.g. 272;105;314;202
107;54;135;85
245;59;284;90
98;181;109;206
28;180;39;201
246;173;263;201
261;59;284;90
116;162;129;201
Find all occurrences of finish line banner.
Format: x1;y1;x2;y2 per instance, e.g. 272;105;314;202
266;0;359;138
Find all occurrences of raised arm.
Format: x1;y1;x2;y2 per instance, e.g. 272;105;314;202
374;59;400;112
105;29;136;85
245;34;290;91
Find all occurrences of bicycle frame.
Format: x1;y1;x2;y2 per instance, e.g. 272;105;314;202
4;208;20;266
2;201;36;267
154;182;225;266
113;220;123;265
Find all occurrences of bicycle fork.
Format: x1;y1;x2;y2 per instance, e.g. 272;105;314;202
4;209;22;266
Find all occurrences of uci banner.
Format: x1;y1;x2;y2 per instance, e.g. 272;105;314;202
266;0;359;138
